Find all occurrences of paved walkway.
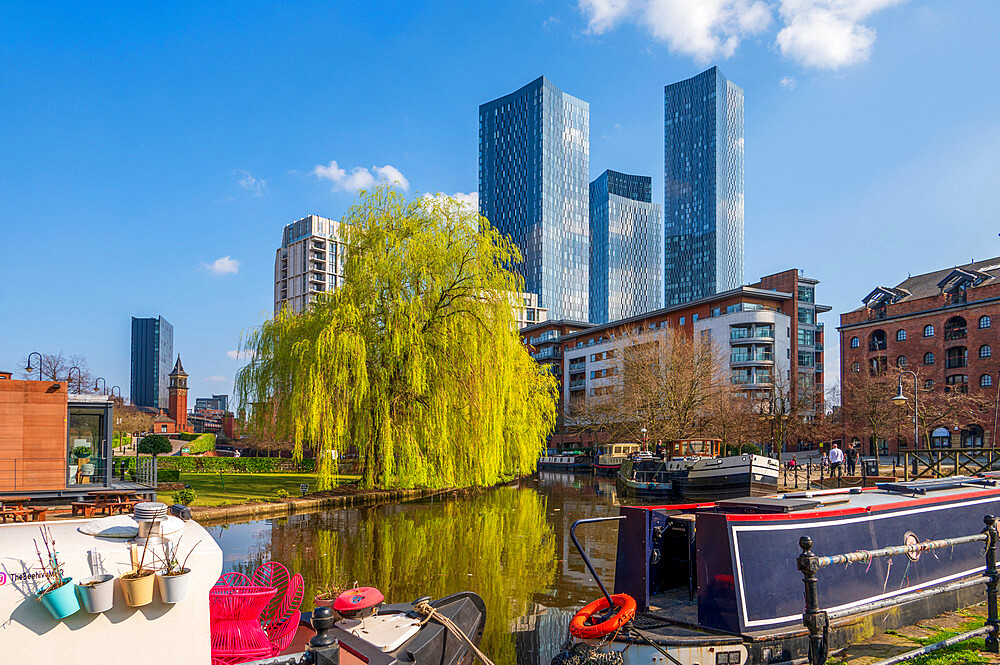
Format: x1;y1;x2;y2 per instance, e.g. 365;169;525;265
829;602;1000;664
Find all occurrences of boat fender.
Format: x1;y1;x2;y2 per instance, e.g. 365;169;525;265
568;594;636;639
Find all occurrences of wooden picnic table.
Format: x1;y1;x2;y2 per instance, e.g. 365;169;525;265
86;490;142;516
0;496;45;523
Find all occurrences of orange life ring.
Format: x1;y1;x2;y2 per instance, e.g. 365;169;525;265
568;593;636;639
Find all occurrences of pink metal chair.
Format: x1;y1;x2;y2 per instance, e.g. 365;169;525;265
214;571;252;587
251;562;290;631
264;573;305;656
209;585;277;665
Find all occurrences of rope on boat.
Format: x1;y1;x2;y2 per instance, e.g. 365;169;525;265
550;632;624;665
413;600;495;665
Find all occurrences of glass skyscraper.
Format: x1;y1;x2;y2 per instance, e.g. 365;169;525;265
589;170;663;324
663;66;744;306
130;315;174;409
479;76;590;321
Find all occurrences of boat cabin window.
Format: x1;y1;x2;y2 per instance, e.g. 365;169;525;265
668;439;721;457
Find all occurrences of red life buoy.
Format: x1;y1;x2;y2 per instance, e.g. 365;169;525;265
568;594;636;639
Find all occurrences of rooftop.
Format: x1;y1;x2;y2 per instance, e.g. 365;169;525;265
854;256;1000;311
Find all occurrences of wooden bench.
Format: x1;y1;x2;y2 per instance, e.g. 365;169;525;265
30;507;49;522
0;507;32;523
71;502;97;518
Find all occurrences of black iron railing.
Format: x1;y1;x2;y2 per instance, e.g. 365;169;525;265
798;515;1000;665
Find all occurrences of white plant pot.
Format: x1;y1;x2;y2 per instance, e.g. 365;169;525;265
156;569;192;603
76;574;115;613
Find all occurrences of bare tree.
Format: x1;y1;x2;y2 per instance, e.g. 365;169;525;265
21;352;96;393
893;367;993;448
567;328;731;445
841;364;907;453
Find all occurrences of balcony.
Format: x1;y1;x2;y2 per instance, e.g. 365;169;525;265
730;352;773;365
946;359;967;369
815;363;824;372
568;360;586;371
731;328;774;341
815;342;823;351
944;329;967;341
569;379;586;391
531;347;561;361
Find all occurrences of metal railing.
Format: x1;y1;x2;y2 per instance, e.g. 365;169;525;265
903;447;1000;480
0;457;109;491
798;515;1000;665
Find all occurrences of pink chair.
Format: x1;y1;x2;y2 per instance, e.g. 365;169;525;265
264;574;304;656
251;562;289;631
209;585;277;665
214;571;252;587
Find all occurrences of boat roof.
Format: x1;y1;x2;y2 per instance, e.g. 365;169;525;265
640;476;1000;521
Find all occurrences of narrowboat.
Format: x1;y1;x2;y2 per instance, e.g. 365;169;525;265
593;443;641;476
538;449;593;472
558;476;1000;665
615;439;779;502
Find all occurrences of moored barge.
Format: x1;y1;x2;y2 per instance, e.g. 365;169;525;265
538;449;593;472
560;476;1000;665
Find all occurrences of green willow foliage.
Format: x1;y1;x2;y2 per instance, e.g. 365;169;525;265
236;187;558;489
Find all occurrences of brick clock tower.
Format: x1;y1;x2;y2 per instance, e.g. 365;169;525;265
168;355;190;432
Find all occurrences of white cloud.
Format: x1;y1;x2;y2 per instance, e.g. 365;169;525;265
235;169;266;196
780;75;797;88
576;0;903;69
313;159;409;192
422;191;480;212
226;349;256;361
776;0;904;69
202;256;240;275
204;375;227;382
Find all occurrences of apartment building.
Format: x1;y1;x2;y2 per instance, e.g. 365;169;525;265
273;214;345;315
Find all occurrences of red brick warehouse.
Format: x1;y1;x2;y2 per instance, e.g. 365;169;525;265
840;258;1000;454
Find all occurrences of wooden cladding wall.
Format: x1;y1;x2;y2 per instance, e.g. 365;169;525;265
0;380;67;491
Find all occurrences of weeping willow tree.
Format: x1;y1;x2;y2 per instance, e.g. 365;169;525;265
235;187;558;489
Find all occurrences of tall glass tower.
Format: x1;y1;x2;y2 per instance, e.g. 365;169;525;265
663;66;744;306
589;170;663;324
479;76;590;321
130;315;174;409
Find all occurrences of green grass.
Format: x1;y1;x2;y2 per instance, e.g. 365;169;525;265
177;472;359;506
833;617;995;665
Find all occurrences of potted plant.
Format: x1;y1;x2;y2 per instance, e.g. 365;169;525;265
33;526;80;619
154;538;200;603
314;582;343;612
76;574;115;613
73;445;92;464
120;523;158;607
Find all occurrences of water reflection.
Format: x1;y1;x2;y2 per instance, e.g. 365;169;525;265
206;473;619;665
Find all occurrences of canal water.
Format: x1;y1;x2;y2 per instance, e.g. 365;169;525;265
206;472;621;665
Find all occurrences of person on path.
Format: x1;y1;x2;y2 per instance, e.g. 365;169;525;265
846;444;860;476
829;444;844;475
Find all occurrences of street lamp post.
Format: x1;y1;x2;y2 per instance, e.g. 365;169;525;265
892;370;919;452
67;366;82;394
111;386;122;400
640;427;648;453
94;377;107;395
25;352;42;381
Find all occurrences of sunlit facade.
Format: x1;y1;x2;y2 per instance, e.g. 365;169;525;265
664;66;744;306
589;170;662;324
479;76;590;321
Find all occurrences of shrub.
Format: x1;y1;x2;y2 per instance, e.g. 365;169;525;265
186;433;216;455
172;488;196;506
138;435;172;457
158;469;180;482
179;432;200;442
72;446;92;458
157;456;315;474
274;489;290;500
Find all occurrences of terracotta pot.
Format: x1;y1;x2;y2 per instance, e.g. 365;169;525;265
314;595;341;617
120;570;155;607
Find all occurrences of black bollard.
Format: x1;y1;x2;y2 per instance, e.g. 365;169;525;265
798;536;828;665
985;515;1000;653
310;606;341;664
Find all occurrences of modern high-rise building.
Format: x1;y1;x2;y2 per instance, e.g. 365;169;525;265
274;214;345;315
589;169;663;324
479;76;590;321
130;315;174;409
663;66;744;306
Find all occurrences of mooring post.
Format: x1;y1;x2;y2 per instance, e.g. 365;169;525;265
795;466;800;489
985;515;1000;653
798;536;828;665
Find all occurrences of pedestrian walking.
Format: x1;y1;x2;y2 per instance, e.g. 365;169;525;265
829;443;844;475
846;444;860;476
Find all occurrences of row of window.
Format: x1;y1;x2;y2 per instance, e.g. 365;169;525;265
849;315;993;348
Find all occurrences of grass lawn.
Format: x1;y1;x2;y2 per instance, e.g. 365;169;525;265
176;472;360;507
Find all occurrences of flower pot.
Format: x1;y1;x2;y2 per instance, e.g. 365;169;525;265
76;456;90;465
120;570;155;607
314;596;341;617
156;569;192;603
37;578;80;619
76;574;115;613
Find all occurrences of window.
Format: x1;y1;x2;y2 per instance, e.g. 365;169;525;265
946;346;968;369
896;355;907;367
692;313;699;322
981;375;994;388
945;374;968;394
679;316;685;325
851;362;861;373
896;329;906;341
798;285;815;303
980;316;992;329
869;356;887;376
850;336;860;348
981;345;992;358
798;308;815;325
711;307;721;317
924;325;935;337
925;379;935;389
944;317;967;340
924;352;935;365
798;329;815;346
869;330;887;351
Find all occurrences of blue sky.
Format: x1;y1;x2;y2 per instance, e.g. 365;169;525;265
1;1;999;402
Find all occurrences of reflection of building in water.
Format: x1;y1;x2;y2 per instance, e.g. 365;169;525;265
512;605;577;665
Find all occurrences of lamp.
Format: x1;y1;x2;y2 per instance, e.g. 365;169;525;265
26;352;42;381
891;385;907;407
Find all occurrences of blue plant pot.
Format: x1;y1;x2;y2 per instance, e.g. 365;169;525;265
37;577;81;619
